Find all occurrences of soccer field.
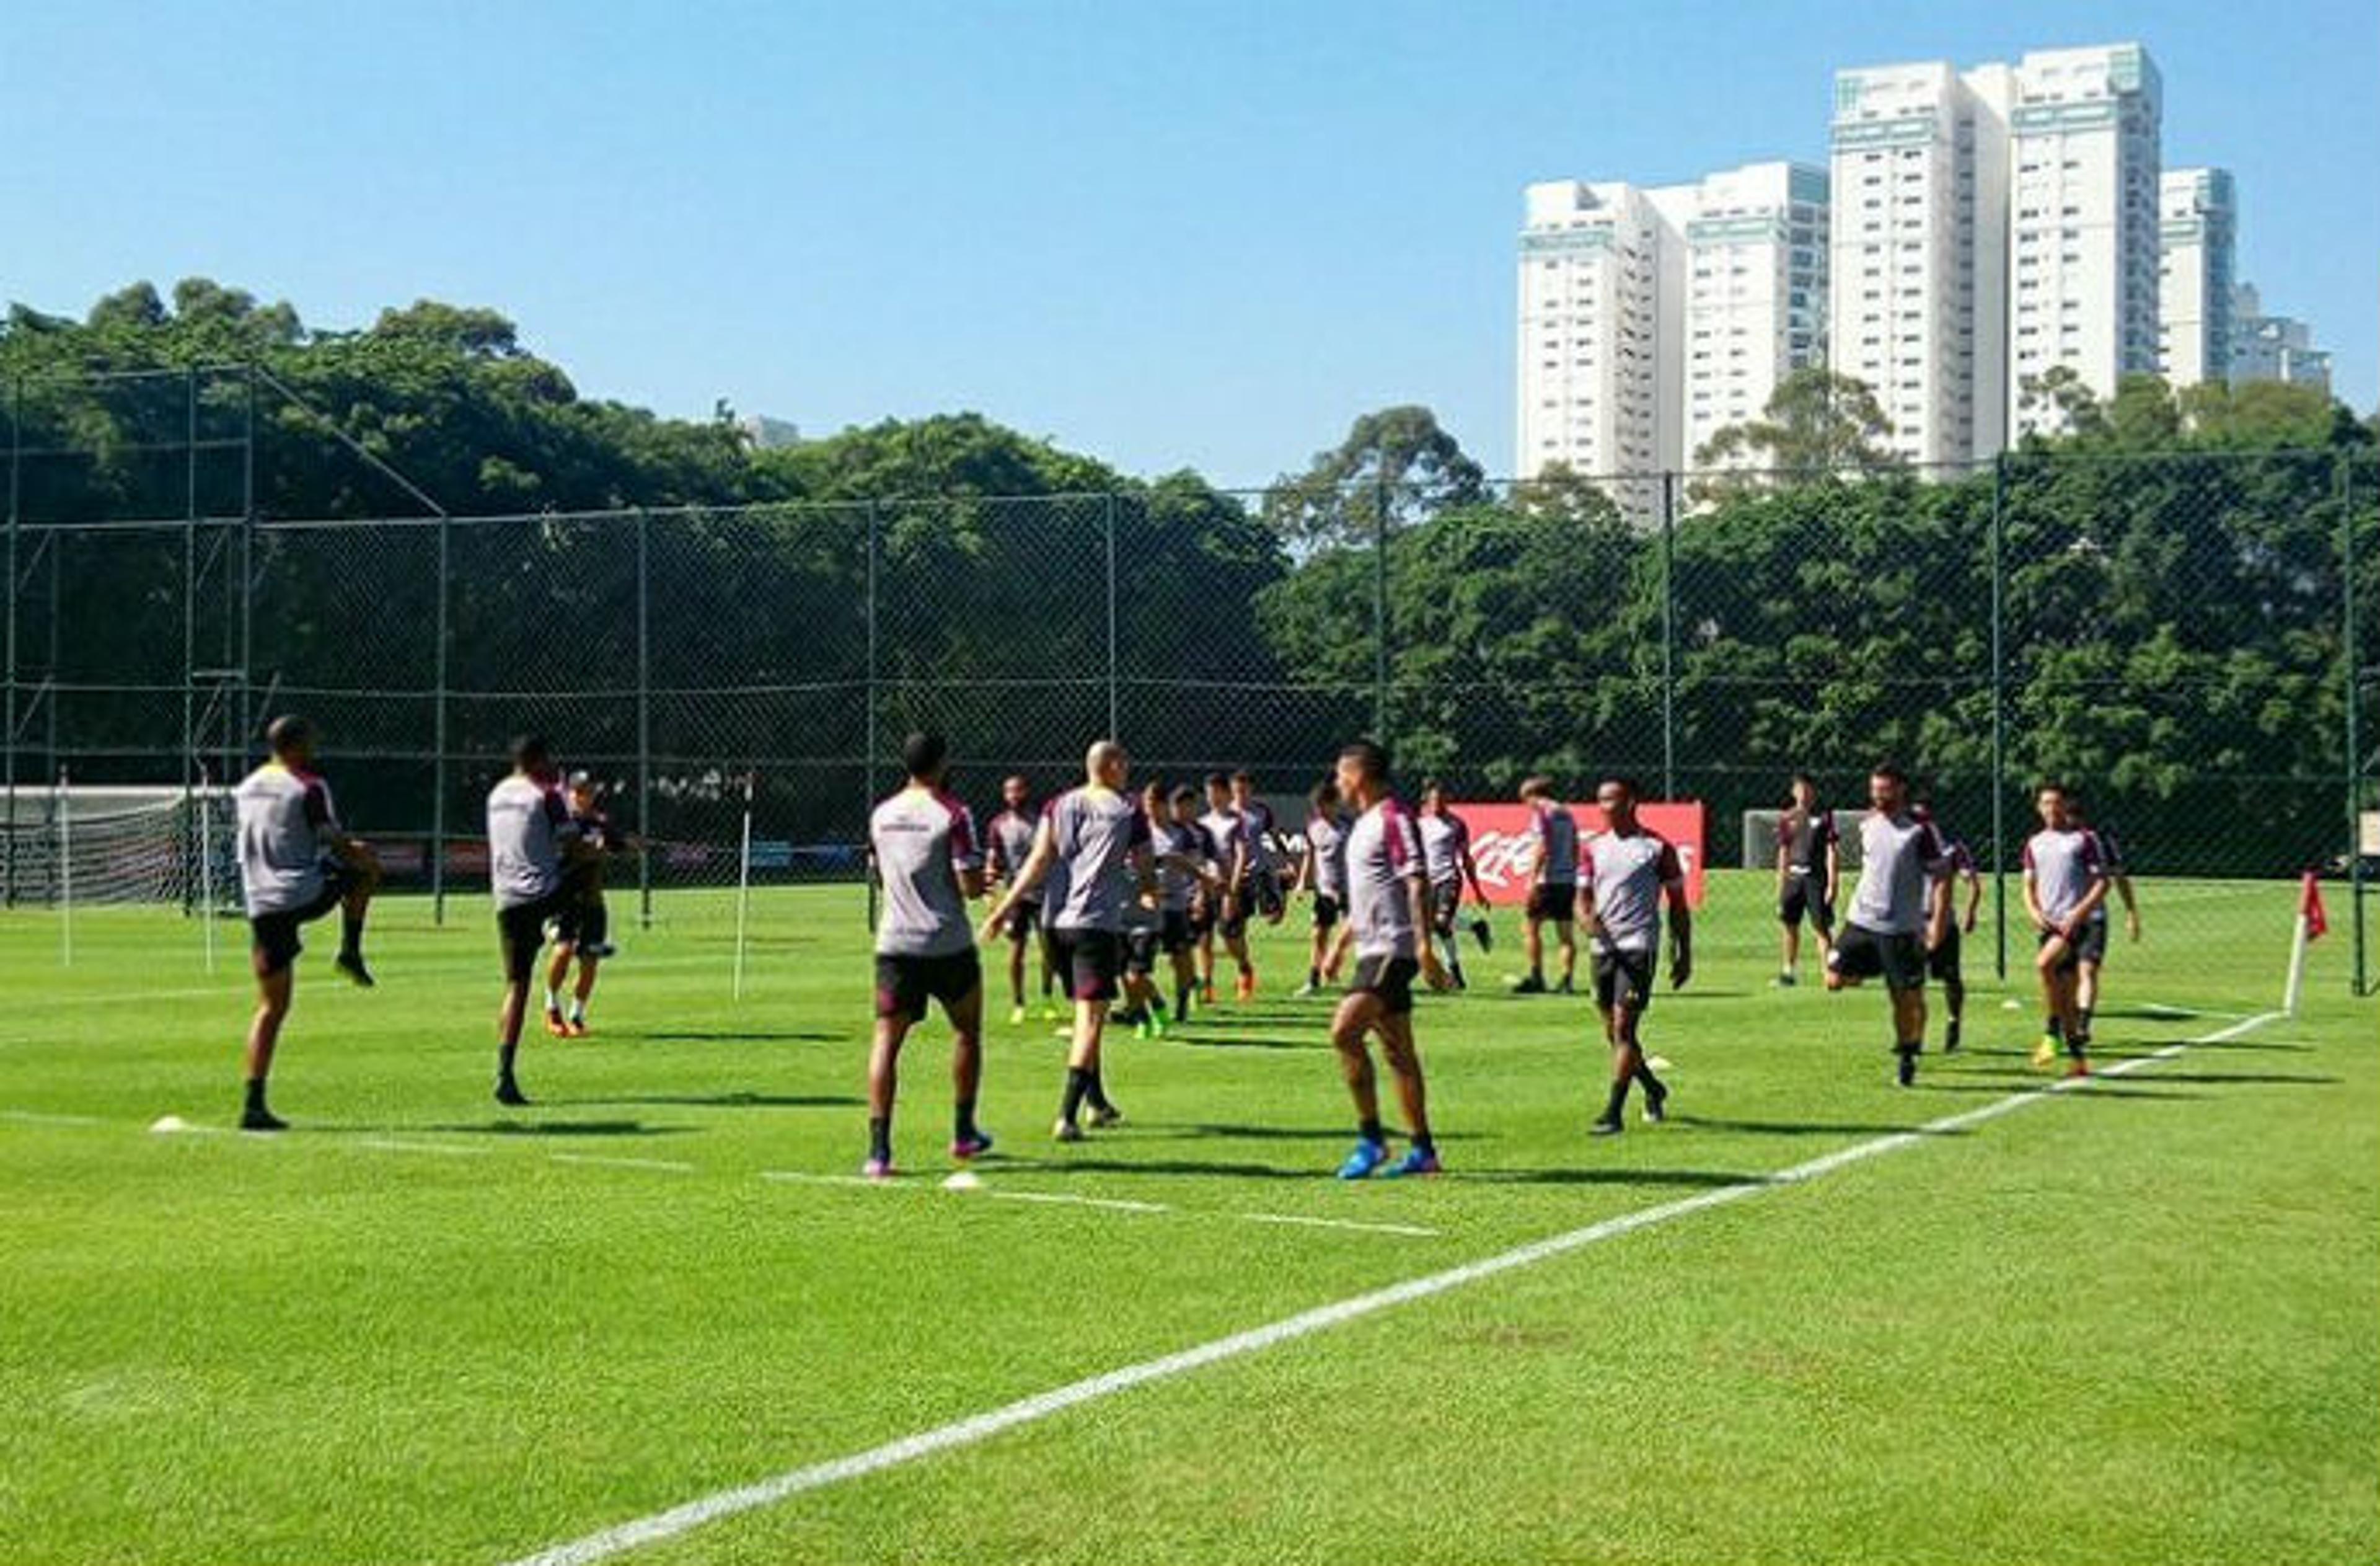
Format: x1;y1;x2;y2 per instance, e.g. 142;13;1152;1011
4;872;2374;1565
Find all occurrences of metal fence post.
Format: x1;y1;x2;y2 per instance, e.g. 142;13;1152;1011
1660;471;1677;800
2341;450;2364;996
4;373;17;908
180;366;198;911
1104;492;1119;742
1990;452;2009;981
637;507;653;929
430;510;451;925
865;500;881;931
1372;462;1389;745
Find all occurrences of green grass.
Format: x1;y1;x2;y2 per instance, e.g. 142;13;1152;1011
1;871;2373;1565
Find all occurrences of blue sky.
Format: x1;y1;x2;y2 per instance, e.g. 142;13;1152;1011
4;0;2371;485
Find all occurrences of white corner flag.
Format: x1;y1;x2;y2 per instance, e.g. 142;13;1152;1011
2282;870;2329;1018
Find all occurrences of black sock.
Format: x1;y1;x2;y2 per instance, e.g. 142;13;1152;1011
1176;983;1192;1018
1307;967;1320;987
340;913;364;956
1061;1068;1091;1125
1528;965;1543;983
1634;1061;1665;1096
498;1043;518;1082
1603;1077;1631;1121
953;1098;976;1143
2079;1006;2094;1034
2044;1016;2063;1040
244;1077;267;1113
1411;1130;1435;1156
868;1115;892;1162
1450;959;1466;986
1359;1117;1386;1146
1085;1066;1113;1112
1897;1038;1920;1056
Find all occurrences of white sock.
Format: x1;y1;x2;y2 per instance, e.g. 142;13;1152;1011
568;1000;586;1024
544;988;559;1011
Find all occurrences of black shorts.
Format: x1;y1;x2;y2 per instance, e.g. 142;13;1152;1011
552;891;609;950
1245;871;1285;921
1830;922;1926;992
498;891;570;985
1527;883;1576;923
1311;893;1342;932
1160;908;1195;954
1347;953;1419;1015
1050;927;1123;1002
2036;927;2089;973
1928;924;1963;983
247;869;350;977
1592;946;1655;1014
2074;918;2110;967
1779;872;1835;933
1125;926;1160;977
1005;901;1041;944
875;949;982;1022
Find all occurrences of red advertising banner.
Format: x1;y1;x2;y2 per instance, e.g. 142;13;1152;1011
1448;800;1709;909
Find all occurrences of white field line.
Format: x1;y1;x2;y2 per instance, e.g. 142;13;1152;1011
354;1137;493;1158
549;1153;697;1175
500;1007;2279;1566
1235;1211;1442;1239
980;1189;1171;1215
0;1108;108;1127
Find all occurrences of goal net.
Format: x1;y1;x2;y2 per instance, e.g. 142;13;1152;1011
1;785;237;911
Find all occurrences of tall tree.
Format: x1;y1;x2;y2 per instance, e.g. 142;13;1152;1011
1688;368;1901;504
1261;405;1486;551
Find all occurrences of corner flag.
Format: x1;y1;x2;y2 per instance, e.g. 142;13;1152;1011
2283;870;2328;1016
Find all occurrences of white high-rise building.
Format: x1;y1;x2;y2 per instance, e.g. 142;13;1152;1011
1681;162;1831;469
1516;179;1696;511
2229;283;2332;395
1827;60;2012;466
2006;43;2163;437
2157;167;2236;387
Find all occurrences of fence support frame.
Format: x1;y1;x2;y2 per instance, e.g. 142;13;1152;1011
1990;452;2009;980
1660;471;1677;801
2341;451;2365;996
637;507;654;929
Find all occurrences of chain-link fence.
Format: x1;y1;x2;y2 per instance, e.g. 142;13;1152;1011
4;369;2373;994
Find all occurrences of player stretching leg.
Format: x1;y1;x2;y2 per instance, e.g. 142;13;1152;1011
1329;740;1451;1180
1515;776;1580;994
486;735;585;1107
1824;764;1952;1087
232;715;383;1131
864;732;991;1179
542;769;627;1038
2023;784;2110;1077
983;741;1155;1141
1579;776;1691;1136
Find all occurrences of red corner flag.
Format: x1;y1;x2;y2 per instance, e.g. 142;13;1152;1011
2300;872;2330;941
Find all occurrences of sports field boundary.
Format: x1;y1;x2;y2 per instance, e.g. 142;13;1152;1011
499;1008;2281;1566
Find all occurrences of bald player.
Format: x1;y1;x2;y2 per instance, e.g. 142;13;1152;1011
984;740;1157;1141
1579;776;1691;1136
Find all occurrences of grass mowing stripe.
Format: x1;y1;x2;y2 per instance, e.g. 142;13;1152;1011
1233;1212;1441;1239
547;1153;699;1174
499;1008;2280;1566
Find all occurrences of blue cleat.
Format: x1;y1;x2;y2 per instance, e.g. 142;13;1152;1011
1382;1147;1442;1179
1336;1138;1391;1181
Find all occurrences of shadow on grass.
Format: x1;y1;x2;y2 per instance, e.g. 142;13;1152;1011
1165;1033;1332;1051
2125;1070;2340;1087
429;1118;690;1138
557;1092;861;1110
1140;1121;1491;1144
635;1029;844;1044
1669;1114;1966;1138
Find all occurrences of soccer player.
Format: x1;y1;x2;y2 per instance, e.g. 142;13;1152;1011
1329;739;1450;1179
2069;793;2141;1046
1162;784;1221;1020
1515;776;1580;994
1823;764;1952;1087
1196;772;1254;1002
1293;779;1349;996
1116;783;1172;1039
1913;802;1983;1053
1578;776;1691;1136
487;735;584;1107
984;775;1058;1025
541;770;627;1038
864;731;991;1179
1417;781;1491;991
1774;772;1840;986
2022;783;2110;1076
1232;770;1289;929
983;740;1157;1141
231;715;382;1131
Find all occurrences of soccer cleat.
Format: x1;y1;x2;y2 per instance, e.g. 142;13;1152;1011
1051;1118;1085;1143
1234;973;1256;1002
1513;975;1547;995
2064;1059;2092;1080
239;1105;289;1133
2030;1035;2059;1068
862;1156;895;1181
544;1009;570;1038
563;1017;590;1038
1895;1048;1919;1088
495;1078;531;1108
1381;1147;1441;1178
1336;1138;1391;1180
1944;1024;1963;1055
1008;1005;1028;1026
1470;917;1493;953
1085;1103;1126;1129
1146;1008;1169;1039
1132;1014;1153;1040
1588;1117;1624;1137
1293;981;1318;998
333;951;375;988
950;1131;995;1162
581;940;618;960
1037;1002;1064;1023
1557;976;1575;996
1773;971;1797;988
1199;982;1218;1006
1642;1084;1669;1125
